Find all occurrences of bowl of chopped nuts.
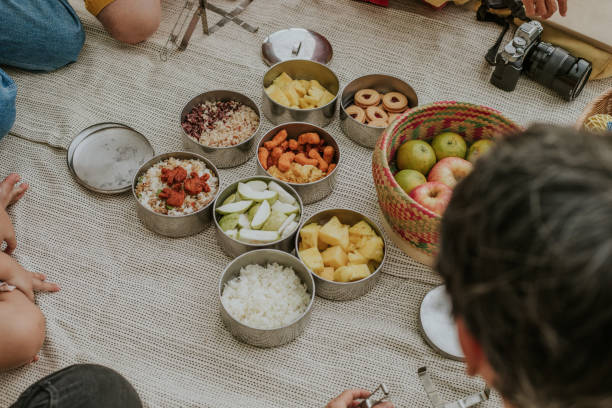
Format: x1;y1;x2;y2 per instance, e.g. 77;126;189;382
180;90;261;168
255;122;340;204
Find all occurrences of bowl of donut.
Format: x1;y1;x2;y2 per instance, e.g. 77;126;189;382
340;74;418;149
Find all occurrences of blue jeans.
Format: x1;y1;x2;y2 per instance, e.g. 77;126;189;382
0;0;85;140
10;364;143;408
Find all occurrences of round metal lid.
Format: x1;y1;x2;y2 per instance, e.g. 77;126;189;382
67;124;154;194
262;28;333;66
419;285;465;361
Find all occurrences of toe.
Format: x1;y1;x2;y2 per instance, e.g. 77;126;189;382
8;183;29;206
0;174;23;208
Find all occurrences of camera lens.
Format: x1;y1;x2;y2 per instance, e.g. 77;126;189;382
524;42;592;101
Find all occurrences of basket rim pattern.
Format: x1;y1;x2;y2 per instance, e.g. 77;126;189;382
375;101;522;219
576;87;612;129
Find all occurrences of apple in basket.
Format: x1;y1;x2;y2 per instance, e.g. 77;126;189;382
409;182;452;215
427;157;473;189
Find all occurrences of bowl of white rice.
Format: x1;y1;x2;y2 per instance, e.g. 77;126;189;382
219;249;315;347
180;90;261;168
132;152;221;237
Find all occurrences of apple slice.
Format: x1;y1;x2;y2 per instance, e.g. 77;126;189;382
277;213;297;234
271;201;300;214
215;200;253;215
282;221;299;238
267;181;296;204
245;180;268;192
278;214;296;234
238;213;250;229
238;183;277;202
250;200;271;230
238;229;279;243
225;229;238;240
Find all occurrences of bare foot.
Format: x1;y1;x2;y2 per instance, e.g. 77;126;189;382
0;174;29;209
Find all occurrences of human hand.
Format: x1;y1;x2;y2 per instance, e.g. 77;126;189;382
0;208;16;254
0;253;59;302
326;389;394;408
522;0;567;19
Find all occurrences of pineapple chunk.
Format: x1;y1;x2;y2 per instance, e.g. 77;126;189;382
319;267;335;281
273;72;293;88
339;225;350;251
299;247;324;273
358;236;384;263
349;221;376;244
347;251;368;265
298;98;315;109
282;83;300;107
318;90;335;106
298;242;305;252
266;85;290;107
303;94;321;107
317;237;329;251
309;80;327;93
300;223;320;249
306;87;325;107
319;216;346;247
334;264;371;283
293;81;307;97
298;79;311;91
367;261;379;273
322;245;348;269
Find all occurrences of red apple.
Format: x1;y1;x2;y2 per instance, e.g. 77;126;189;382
427;157;473;189
409;182;453;215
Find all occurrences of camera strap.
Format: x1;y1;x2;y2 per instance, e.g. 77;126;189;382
477;0;529;65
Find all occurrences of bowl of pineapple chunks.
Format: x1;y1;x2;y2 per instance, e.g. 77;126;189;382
296;209;386;301
263;59;339;128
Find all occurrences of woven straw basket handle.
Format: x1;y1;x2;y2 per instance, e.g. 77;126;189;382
576;87;612;129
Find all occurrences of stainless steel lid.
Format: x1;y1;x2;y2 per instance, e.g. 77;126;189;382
67;123;154;194
262;28;332;66
419;285;465;361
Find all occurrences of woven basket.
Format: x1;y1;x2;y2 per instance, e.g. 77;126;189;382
372;101;522;266
576;87;612;130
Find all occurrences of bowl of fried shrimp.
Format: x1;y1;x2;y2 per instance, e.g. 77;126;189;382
255;122;340;204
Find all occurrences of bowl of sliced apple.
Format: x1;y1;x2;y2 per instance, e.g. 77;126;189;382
213;176;303;258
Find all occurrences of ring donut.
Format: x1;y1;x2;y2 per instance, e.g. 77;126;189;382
354;89;381;108
366;105;389;123
345;105;366;123
382;92;408;112
368;119;388;128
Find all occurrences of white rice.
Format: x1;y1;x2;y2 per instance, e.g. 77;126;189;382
221;263;310;330
135;157;218;216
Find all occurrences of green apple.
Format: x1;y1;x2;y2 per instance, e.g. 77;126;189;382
396;140;437;175
431;132;467;160
467;139;495;163
394;169;427;194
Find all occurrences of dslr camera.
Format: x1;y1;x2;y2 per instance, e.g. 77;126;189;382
490;20;592;101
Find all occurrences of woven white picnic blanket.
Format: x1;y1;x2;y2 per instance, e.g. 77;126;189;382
1;0;611;406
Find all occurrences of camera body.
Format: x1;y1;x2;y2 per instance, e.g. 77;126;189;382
490;21;593;101
491;21;543;92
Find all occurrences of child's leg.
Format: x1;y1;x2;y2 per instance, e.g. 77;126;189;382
0;289;45;370
11;364;143;408
96;0;161;44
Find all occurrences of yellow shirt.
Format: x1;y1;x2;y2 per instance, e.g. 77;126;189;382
84;0;115;16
